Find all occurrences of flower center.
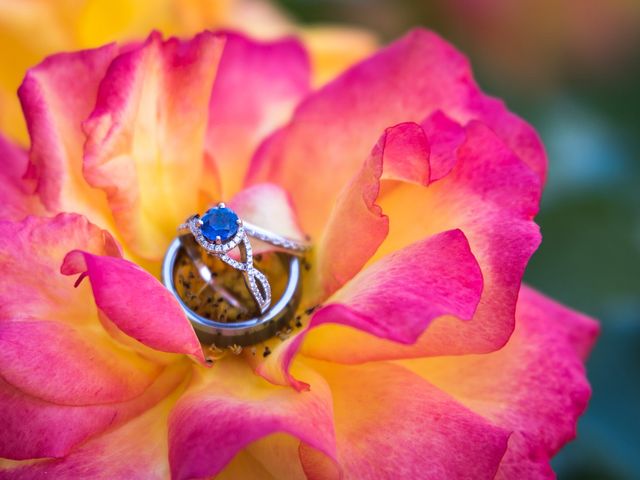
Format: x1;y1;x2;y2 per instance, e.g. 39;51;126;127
200;206;239;242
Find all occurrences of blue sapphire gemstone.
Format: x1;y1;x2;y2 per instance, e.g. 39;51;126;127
200;207;239;242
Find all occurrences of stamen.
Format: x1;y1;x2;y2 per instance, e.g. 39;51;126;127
207;344;227;361
229;344;243;355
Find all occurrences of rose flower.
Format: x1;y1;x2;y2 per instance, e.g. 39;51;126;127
0;29;597;479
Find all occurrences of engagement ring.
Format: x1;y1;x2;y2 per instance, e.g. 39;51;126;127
178;203;310;313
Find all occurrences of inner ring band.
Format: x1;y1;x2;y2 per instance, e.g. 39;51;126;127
162;237;302;347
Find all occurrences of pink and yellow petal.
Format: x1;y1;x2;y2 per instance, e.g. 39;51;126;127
256;229;482;389
316;122;431;296
0;320;160;406
304;229;483;362
247;28;545;239
0;363;189;479
0;135;42;220
303;118;541;365
83;31;224;260
61;250;204;362
0;360;189;461
399;285;598;478
303;361;510;479
0;214;172;407
18;43;119;228
372;120;541;356
168;358;337;480
206;32;310;197
0;214;119;323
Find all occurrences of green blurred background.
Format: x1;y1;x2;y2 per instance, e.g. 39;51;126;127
278;1;639;478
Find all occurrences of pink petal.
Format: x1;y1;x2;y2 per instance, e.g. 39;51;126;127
83;31;224;259
316;229;482;344
61;251;204;362
302;118;542;364
168;359;337;480
0;361;188;460
0;214;119;325
257;228;482;389
301;361;510;479
317;122;432;296
0;135;42;220
0;392;172;479
400;285;599;478
18;44;118;223
422;110;466;181
247;28;545;239
381;120;541;355
0;214;165;407
207;32;310;197
0;320;160;406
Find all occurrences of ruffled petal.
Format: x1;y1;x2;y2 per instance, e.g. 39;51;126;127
301;118;541;364
0;135;42;220
376;120;541;356
83;31;224;259
399;285;598;478
422;110;466;181
302;361;510;479
206;32;310;197
168;358;336;480
317;122;430;296
0;214;167;406
0;361;188;461
247;28;545;239
61;250;204;362
314;229;482;345
257;228;482;389
18;43;118;226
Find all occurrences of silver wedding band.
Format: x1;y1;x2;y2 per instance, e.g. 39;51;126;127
161;236;302;347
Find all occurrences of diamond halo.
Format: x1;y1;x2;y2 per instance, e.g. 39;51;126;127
179;203;270;313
